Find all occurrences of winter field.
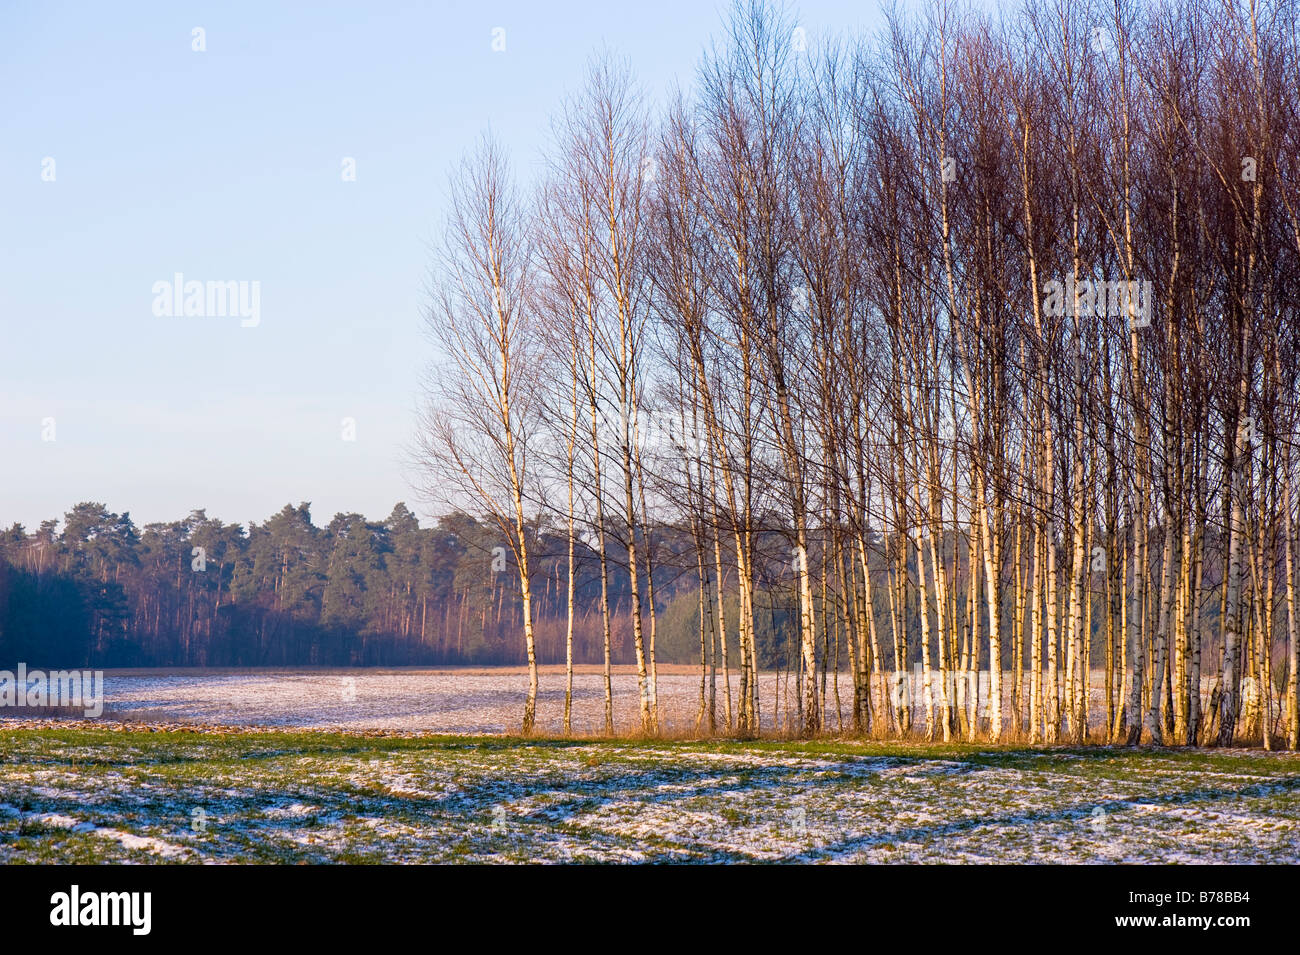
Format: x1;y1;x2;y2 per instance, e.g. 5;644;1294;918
0;727;1297;863
18;665;1171;736
0;668;1296;863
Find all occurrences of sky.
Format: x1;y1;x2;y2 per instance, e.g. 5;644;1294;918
1;0;898;532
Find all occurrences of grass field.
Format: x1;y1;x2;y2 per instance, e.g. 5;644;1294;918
1;726;1297;863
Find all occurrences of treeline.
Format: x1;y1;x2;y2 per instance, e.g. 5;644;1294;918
0;502;819;669
418;0;1300;744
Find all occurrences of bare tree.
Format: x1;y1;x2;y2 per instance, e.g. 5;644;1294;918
417;136;543;733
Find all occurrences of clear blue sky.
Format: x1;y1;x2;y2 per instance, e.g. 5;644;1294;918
1;0;896;532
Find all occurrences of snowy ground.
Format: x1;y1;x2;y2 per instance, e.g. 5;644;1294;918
3;670;1294;863
0;727;1296;863
47;666;1137;736
87;667;852;735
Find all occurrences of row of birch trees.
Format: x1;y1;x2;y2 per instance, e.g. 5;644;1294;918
418;0;1300;745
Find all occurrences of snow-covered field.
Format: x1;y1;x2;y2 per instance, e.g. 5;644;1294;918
89;666;852;735
2;669;1295;863
64;666;1128;736
0;727;1296;863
